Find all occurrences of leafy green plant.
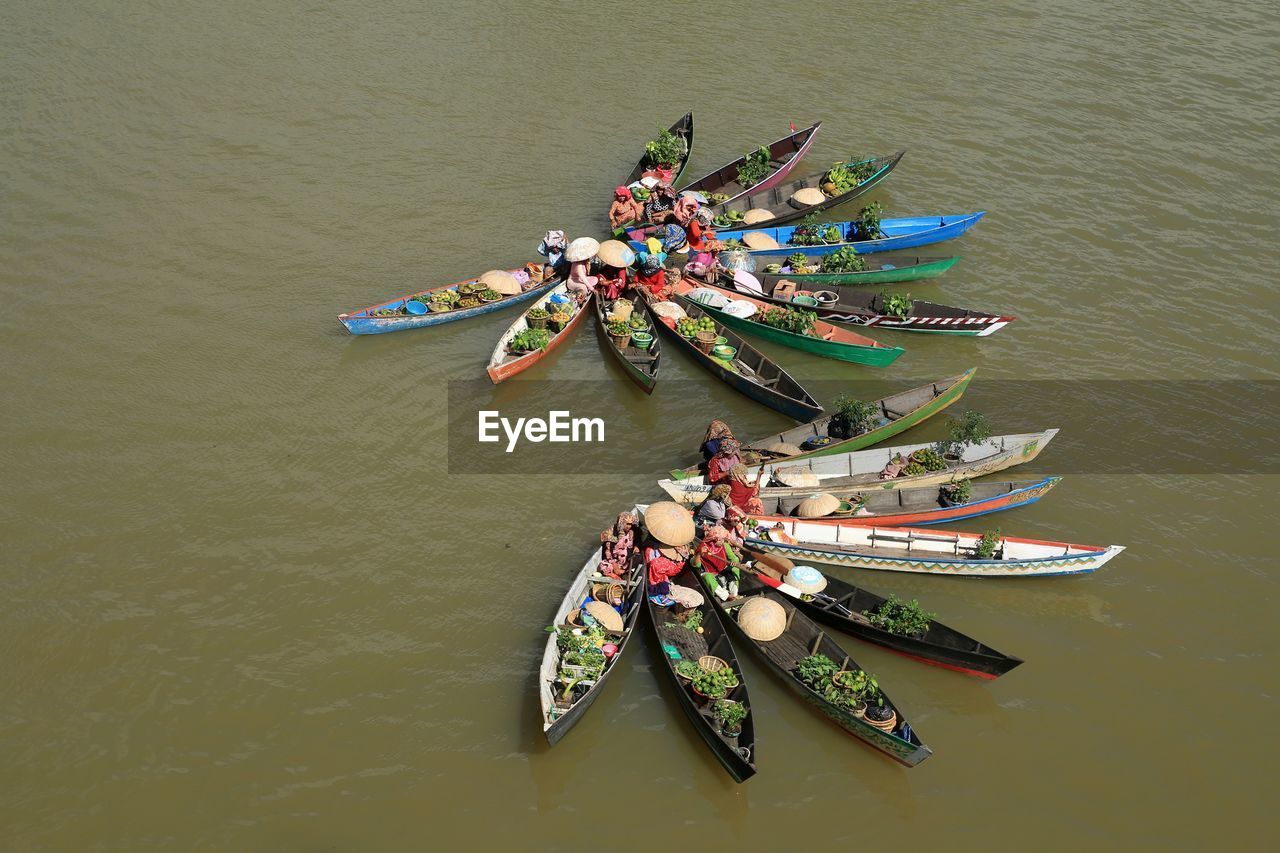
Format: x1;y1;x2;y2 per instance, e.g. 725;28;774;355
973;529;1002;560
510;327;552;352
832;668;880;702
944;410;993;457
881;292;913;318
713;700;749;733
528;307;549;320
849;202;884;241
942;479;973;503
758;307;817;336
736;145;772;188
645;127;687;168
819;246;867;274
795;653;838;686
788;214;826;246
674;659;704;679
828;395;880;439
865;594;935;637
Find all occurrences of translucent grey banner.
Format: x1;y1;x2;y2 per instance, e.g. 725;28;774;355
446;379;1280;475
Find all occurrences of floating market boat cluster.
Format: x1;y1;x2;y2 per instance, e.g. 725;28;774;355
335;113;1125;782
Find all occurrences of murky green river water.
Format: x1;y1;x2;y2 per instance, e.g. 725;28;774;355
3;1;1278;849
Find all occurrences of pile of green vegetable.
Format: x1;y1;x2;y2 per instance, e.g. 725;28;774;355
645;127;687;168
758;306;817;336
510;327;551;352
735;145;772;188
849;202;884;241
880;292;913;318
908;447;948;472
787;214;843;246
819;246;867;274
795;653;883;711
865;595;935;637
676;316;716;338
692;665;740;700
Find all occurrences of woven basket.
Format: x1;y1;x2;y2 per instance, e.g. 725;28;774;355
592;582;624;604
695;330;717;353
698;655;728;673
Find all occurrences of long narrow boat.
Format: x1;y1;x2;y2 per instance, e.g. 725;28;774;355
642;293;823;421
703;575;931;766
678;122;822;205
339;272;560;336
658;430;1058;504
750;522;1124;578
621;111;695;188
625;151;903;240
672;280;905;365
700;275;1014;337
719;213;987;258
539;542;646;745
486;286;592;384
644;562;758;782
743;569;1023;678
751;477;1061;525
671;370;975;477
748;254;959;287
593;292;662;394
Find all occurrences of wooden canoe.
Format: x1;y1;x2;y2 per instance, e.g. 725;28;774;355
703;275;1014;337
673;279;905;365
750;477;1062;526
704;576;931;766
657;429;1059;504
750;253;959;287
721;213;987;258
539;543;646;746
748;522;1126;578
707;151;904;228
642;292;823;421
594;291;662;394
677;122;822;206
644;562;758;782
742;569;1023;678
621;111;695;189
671;370;975;478
339;272;561;336
486;285;592;384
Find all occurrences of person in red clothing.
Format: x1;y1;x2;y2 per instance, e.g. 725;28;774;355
686;207;715;253
707;439;742;484
595;263;628;301
644;541;688;606
728;463;766;515
599;511;637;579
692;526;742;601
633;251;668;298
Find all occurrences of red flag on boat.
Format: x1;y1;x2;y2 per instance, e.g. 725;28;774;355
789;120;796;131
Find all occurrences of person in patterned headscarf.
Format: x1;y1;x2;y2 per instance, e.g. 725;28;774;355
707;438;742;485
598;511;637;579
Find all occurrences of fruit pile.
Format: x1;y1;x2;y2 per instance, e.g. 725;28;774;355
677;316;716;338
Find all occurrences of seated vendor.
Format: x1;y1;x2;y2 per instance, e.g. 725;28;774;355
693;526;742;601
633;251;669;298
695;484;731;532
596;262;628;302
608;187;643;229
707;439;742;485
644;540;688;607
537;230;569;280
643;185;678;224
700;419;734;461
728;463;766;515
599;511;637;579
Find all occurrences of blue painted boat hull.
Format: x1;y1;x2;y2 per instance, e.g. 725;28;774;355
718;212;986;257
339;276;560;335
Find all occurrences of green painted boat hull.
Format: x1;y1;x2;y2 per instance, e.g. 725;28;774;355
777;256;959;286
786;370;975;461
693;304;904;367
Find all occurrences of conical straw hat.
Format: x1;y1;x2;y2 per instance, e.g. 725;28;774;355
743;208;774;224
774;466;819;488
738;596;787;641
742;231;781;250
796;492;841;518
791;187;826;207
584;600;624;632
644;501;695;546
565;237;600;263
766;442;804;457
785;565;827;594
479;270;520;295
597;239;636;268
